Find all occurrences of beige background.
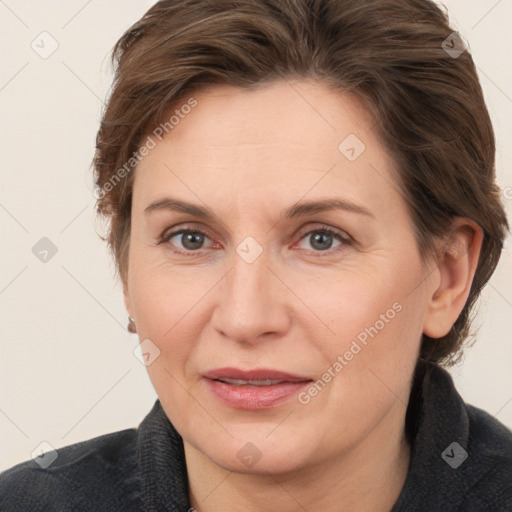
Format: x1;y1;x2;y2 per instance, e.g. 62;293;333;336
1;0;511;471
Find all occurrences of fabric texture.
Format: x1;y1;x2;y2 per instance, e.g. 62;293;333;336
1;360;511;511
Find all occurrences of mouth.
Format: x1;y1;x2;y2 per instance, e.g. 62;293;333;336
202;368;313;409
213;378;293;387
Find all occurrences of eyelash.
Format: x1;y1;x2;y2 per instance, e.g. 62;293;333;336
157;225;352;257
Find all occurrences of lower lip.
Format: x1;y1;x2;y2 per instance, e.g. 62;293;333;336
204;379;311;410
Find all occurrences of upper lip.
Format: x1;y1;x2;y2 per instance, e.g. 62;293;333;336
203;367;312;382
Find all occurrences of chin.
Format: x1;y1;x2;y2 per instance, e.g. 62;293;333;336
194;429;317;476
217;449;308;476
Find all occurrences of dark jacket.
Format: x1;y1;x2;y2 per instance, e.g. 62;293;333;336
1;360;512;511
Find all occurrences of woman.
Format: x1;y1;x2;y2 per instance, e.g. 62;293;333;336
1;0;511;510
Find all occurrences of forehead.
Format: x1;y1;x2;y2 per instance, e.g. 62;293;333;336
134;80;405;222
160;80;376;154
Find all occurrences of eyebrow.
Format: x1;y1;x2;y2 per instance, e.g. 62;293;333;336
144;197;374;221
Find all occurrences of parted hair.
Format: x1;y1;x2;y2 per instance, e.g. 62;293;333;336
93;0;509;366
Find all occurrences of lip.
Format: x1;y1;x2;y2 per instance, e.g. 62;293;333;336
203;367;313;410
203;367;310;382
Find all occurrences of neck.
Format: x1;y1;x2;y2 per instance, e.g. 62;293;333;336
185;400;411;512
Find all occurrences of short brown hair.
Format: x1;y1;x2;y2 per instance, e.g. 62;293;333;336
93;0;509;366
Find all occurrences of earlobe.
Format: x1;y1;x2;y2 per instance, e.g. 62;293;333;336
423;218;484;339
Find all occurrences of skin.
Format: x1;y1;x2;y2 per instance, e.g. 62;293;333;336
124;80;483;512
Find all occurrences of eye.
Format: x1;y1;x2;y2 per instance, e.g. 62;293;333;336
160;228;215;254
295;227;350;254
159;225;352;256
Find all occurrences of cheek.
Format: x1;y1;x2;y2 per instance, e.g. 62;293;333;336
303;263;416;350
129;256;213;335
307;262;426;396
335;296;425;409
128;261;225;394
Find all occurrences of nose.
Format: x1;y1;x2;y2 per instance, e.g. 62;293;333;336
211;244;291;345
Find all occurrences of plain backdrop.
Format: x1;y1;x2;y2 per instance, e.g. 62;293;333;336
1;0;511;472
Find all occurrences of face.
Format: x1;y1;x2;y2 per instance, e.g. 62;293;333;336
125;80;438;475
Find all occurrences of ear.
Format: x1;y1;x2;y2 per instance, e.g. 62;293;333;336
423;218;484;338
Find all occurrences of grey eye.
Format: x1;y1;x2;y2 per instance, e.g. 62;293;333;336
169;230;210;251
298;230;343;252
